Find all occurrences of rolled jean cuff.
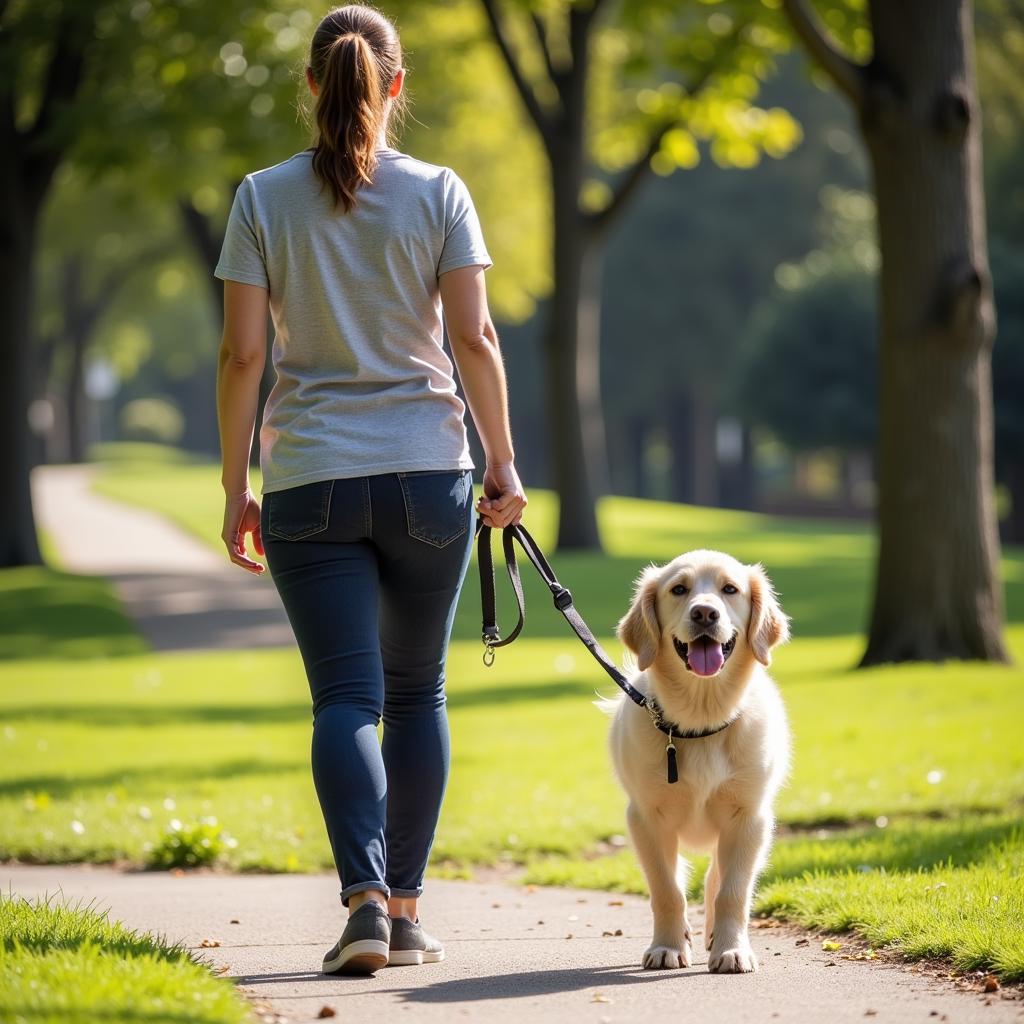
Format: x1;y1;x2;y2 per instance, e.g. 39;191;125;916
387;886;423;899
340;880;390;907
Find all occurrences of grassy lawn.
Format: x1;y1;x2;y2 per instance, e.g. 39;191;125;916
0;895;251;1024
2;441;1022;980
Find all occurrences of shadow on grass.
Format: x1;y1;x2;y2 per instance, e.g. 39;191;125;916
0;567;147;661
0;758;306;799
766;813;1021;881
1;679;590;731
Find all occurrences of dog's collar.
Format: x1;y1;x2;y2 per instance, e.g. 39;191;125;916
645;697;741;741
645;699;741;785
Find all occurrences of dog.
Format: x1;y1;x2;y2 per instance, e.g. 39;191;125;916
602;549;791;973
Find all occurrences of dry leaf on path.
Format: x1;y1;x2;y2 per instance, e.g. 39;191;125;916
317;1007;336;1019
199;938;221;948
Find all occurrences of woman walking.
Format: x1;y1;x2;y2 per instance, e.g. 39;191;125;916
214;3;525;976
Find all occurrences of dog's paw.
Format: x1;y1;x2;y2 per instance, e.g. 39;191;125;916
642;941;692;970
708;944;758;974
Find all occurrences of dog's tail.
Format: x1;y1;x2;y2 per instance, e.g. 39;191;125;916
592;691;623;716
592;650;637;716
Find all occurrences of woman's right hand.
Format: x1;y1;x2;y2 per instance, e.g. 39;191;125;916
477;462;527;528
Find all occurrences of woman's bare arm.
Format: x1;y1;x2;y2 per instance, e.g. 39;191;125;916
216;279;268;572
438;265;526;528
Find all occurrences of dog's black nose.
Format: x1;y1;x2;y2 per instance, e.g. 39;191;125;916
690;604;719;625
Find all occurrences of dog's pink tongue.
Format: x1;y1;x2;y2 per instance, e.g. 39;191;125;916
690;637;724;676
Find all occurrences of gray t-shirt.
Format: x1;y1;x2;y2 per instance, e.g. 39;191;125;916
214;146;493;494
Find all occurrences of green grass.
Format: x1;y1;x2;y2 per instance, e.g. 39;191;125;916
0;895;251;1024
0;566;146;661
2;442;1022;980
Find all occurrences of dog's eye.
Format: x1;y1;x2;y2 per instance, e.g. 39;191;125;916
722;584;738;595
671;584;688;596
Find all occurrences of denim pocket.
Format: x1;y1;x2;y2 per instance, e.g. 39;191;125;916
265;479;335;540
398;470;472;548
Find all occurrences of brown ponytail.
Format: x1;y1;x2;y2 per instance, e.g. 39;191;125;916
306;5;406;213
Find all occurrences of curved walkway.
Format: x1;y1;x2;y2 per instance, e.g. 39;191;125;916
30;464;293;651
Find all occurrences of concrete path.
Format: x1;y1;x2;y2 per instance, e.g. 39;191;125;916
30;464;293;651
5;865;1019;1024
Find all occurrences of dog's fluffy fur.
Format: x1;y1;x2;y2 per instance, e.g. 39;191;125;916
602;549;791;973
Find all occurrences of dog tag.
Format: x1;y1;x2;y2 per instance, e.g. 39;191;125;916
666;740;679;784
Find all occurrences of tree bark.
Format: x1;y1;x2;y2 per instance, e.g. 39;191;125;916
858;0;1007;663
0;199;44;566
544;136;603;548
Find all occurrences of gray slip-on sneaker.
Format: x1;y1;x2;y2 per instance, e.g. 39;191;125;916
322;901;391;975
388;916;445;966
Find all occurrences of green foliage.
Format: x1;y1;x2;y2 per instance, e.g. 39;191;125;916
0;895;252;1024
733;266;875;451
145;818;237;870
119;397;186;445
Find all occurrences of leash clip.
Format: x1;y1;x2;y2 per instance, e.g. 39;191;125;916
482;627;499;667
551;586;573;611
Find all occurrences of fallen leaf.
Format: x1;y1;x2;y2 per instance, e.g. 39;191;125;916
825;961;837;968
865;1011;877;1017
795;938;809;947
317;1008;336;1019
591;994;612;1004
983;975;1000;993
200;938;221;948
608;900;624;907
614;929;623;936
602;931;614;937
230;919;240;925
822;940;842;952
566;933;573;940
215;964;231;975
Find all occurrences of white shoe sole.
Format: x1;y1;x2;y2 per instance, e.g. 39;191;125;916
387;948;446;966
323;938;389;975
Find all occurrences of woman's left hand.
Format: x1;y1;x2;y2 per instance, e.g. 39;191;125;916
222;489;266;574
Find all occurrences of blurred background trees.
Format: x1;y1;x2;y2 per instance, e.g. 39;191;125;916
2;0;1021;663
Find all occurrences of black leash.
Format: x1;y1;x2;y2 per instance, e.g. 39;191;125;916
475;518;739;784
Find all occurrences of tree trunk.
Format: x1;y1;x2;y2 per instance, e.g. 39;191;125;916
544;137;603;550
0;204;44;567
626;415;648;498
859;0;1007;663
666;392;695;505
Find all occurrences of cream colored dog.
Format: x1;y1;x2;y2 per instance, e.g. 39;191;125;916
604;550;791;973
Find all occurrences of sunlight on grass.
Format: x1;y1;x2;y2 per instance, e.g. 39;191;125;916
0;895;250;1024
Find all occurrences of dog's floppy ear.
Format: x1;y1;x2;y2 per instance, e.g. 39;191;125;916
747;564;790;666
617;565;662;671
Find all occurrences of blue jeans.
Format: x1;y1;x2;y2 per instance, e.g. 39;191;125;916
260;469;474;906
